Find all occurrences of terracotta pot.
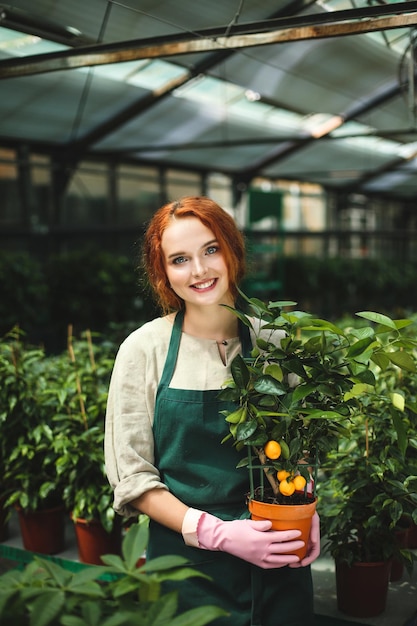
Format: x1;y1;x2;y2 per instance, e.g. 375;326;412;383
248;496;317;560
407;522;417;549
336;560;392;618
390;526;409;582
73;516;122;565
0;496;9;542
17;505;66;554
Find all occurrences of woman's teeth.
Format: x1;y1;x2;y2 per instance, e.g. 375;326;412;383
193;279;215;289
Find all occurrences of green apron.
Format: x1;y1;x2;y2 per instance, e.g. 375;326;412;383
147;310;314;626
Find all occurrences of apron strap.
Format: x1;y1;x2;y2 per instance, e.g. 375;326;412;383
158;307;252;388
158;309;184;388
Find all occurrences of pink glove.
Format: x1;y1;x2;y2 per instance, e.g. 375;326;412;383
289;512;320;568
182;508;305;569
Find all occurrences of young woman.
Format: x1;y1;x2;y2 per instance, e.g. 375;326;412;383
105;196;320;625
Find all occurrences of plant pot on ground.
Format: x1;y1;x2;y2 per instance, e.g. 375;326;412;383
68;463;123;565
0;328;69;553
55;327;123;564
0;326;119;557
319;401;417;617
219;291;417;558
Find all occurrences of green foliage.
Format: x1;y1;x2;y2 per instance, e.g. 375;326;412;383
220;291;417;503
0;517;227;626
0;327;118;529
318;420;417;566
280;256;417;320
0;328;66;512
318;315;417;566
0;248;146;351
0;252;48;335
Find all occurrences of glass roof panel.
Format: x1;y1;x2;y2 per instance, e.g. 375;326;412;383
0;26;67;55
127;59;189;89
317;0;411;54
173;74;244;103
332;120;405;157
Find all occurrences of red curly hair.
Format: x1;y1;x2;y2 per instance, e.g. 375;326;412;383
142;196;246;313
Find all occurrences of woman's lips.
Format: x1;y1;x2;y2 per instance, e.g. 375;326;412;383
190;278;216;290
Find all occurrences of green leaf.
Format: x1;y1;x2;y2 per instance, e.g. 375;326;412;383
371;351;390;370
230;354;250;389
236;419;258;442
343;382;372;401
346;337;375;359
264;363;283;381
355;368;376;385
29;590;66;626
302;318;345;336
144;592;178;626
121;519;149;570
282;358;307;379
299;408;347;420
31;557;72;587
254;375;285;396
218;386;240;402
256;337;270;351
391;392;405;412
391;409;408;457
292;383;316;403
169;605;229;626
356;311;397;330
140;555;190;573
267;300;298;309
387;350;416;373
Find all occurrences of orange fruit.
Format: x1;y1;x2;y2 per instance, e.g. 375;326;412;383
277;469;291;482
264;440;281;460
293;475;307;491
279;479;295;496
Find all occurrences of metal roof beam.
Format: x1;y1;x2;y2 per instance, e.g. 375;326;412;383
1;3;417;78
53;1;315;154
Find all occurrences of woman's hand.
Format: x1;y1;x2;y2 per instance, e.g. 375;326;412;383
183;508;305;569
289;512;320;567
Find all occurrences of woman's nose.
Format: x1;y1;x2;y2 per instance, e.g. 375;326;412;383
191;258;207;277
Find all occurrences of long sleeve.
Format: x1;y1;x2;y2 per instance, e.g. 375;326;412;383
104;320;169;517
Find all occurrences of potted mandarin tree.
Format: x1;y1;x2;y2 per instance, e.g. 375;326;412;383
219;291;417;558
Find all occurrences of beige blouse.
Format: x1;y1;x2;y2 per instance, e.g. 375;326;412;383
104;315;282;517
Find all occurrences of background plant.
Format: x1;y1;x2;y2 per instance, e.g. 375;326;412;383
0;328;68;513
0;327;119;530
318;414;417;567
53;328;118;531
318;321;417;567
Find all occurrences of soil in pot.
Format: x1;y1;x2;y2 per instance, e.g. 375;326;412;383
17;505;66;554
336;560;392;618
73;516;122;565
248;488;317;560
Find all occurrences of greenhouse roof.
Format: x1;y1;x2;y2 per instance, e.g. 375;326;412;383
1;0;417;200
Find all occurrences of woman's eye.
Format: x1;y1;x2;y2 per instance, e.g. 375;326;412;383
172;256;187;265
206;246;218;255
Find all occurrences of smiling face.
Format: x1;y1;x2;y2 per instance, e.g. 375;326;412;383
161;216;234;310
